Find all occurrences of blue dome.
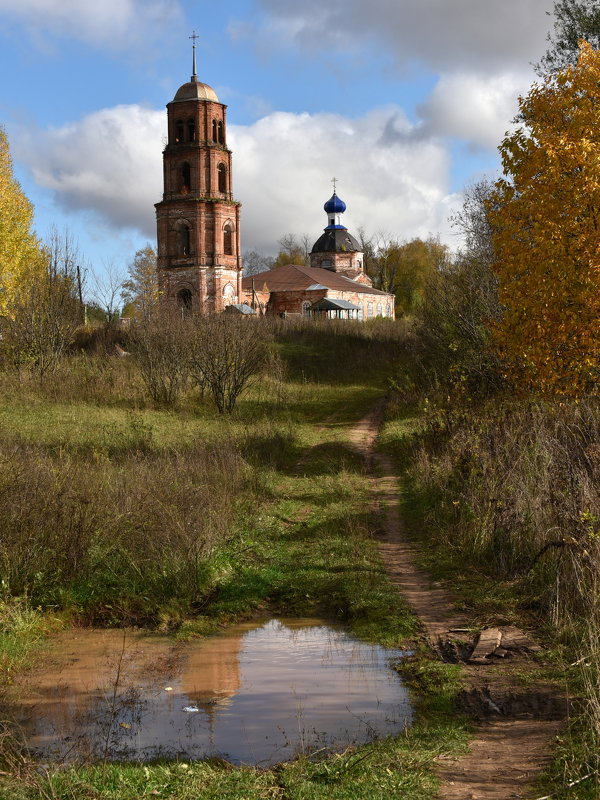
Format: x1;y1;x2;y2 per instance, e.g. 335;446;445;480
324;192;346;214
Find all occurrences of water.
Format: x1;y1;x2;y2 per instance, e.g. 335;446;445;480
13;618;413;765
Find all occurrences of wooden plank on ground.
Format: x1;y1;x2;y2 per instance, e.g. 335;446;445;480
470;627;502;662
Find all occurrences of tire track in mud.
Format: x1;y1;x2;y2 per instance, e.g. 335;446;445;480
348;399;565;800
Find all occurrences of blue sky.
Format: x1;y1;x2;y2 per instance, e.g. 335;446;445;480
0;0;554;285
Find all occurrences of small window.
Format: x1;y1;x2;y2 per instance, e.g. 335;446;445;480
177;288;192;311
386;304;391;317
178;225;191;256
321;259;332;268
212;119;218;141
223;223;233;255
217;120;224;144
357;259;362;269
181;162;191;193
217;163;227;193
175;120;184;143
187;118;195;141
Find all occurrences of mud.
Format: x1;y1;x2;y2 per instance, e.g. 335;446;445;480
10;618;413;766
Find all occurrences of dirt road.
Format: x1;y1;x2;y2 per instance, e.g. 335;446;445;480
349;400;565;800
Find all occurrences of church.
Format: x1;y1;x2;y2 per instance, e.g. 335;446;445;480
155;47;395;321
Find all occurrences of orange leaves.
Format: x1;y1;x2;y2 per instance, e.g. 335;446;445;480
489;43;600;398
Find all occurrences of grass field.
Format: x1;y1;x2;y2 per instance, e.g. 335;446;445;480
0;320;470;800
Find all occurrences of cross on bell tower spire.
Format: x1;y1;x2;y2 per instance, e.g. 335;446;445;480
190;30;199;82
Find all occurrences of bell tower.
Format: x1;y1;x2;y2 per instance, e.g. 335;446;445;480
155;35;242;313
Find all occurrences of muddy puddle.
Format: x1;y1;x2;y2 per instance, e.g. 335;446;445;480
10;618;412;766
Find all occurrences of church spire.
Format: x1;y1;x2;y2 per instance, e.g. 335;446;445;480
190;30;199;82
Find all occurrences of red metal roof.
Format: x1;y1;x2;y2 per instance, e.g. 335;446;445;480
242;264;390;296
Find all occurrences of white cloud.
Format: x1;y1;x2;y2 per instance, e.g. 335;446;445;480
0;0;182;49
417;72;528;149
14;105;166;235
14;103;464;254
253;0;550;74
230;108;457;252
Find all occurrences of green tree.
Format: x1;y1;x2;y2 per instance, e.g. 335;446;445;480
536;0;600;75
0;127;43;315
273;233;308;268
368;236;449;315
490;42;600;397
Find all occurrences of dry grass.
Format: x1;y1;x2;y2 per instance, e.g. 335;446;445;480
0;438;256;623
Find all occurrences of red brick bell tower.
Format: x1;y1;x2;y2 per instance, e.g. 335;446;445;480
155;36;242;313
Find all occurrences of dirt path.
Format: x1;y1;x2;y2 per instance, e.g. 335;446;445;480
349;400;566;800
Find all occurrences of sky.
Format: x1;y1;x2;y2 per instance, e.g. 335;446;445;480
0;0;555;280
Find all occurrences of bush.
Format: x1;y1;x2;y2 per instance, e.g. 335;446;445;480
128;309;192;407
190;316;269;413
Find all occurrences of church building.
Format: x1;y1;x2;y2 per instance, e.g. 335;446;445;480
155;42;242;313
156;46;395;320
241;192;395;320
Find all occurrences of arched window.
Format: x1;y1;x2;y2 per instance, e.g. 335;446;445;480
223;223;233;255
217;120;224;144
302;300;311;318
376;303;382;317
187;118;195;142
217;163;227;193
212;119;218;141
177;288;192;311
175;120;184;143
181;162;191;193
223;283;235;298
178;224;191;256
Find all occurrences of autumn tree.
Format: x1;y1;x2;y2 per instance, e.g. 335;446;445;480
0;127;43;314
121;245;159;317
489;42;600;397
536;0;600;75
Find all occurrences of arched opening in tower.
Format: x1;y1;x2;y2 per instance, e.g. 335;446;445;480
178;224;191;256
175;120;184;143
223;223;233;255
177;288;193;311
218;164;227;194
187;118;195;142
181;162;191;193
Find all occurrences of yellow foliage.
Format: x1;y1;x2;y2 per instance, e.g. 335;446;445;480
490;42;600;397
0;127;44;316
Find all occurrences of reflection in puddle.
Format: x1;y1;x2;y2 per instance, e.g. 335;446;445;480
13;618;412;765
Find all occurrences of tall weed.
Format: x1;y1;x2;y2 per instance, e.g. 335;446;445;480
410;400;600;625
